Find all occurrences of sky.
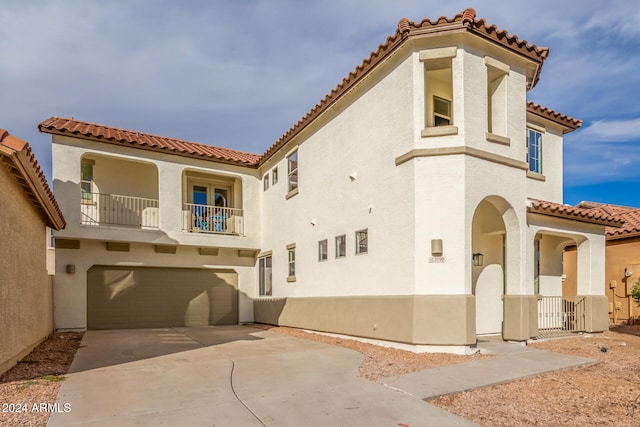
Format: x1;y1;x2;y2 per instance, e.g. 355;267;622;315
2;0;640;207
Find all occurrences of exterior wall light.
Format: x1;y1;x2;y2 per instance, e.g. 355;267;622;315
472;253;484;267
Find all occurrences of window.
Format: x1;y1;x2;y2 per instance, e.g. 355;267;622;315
81;161;94;200
263;173;269;191
420;47;456;131
318;239;328;261
527;129;542;174
485;57;509;137
272;167;278;185
259;255;272;296
433;96;452;126
355;229;368;254
287;151;298;193
287;245;296;280
335;235;346;258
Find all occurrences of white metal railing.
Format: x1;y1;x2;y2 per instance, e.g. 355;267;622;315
81;192;159;228
182;203;244;235
537;296;586;338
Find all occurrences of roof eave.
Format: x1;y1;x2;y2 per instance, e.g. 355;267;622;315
39;126;260;169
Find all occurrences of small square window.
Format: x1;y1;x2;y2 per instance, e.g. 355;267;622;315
335;235;346;258
433;96;452;126
318;239;328;261
263;174;269;191
272;167;278;185
355;229;368;254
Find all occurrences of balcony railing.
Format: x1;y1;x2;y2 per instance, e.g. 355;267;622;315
182;203;244;235
81;192;159;228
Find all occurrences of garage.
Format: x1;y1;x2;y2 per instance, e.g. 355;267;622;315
87;266;238;330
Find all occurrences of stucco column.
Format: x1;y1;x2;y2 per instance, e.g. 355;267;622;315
576;236;606;296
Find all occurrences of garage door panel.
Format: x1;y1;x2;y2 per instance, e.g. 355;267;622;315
88;266;238;330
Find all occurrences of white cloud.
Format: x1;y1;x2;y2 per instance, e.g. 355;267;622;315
575;118;640;143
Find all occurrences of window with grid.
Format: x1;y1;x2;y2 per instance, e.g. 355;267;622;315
263;173;269;191
288;247;295;278
81;161;94;200
287;151;298;193
272;167;278;185
355;229;368;254
527;129;542;173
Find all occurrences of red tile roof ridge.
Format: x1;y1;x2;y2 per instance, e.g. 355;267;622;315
575;201;640;240
527;101;583;131
0;128;66;230
260;8;549;165
527;198;624;227
39;117;261;167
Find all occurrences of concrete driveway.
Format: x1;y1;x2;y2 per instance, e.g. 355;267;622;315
47;326;475;426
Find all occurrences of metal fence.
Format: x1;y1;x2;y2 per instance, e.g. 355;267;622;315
183;203;244;235
81;192;159;228
537;296;586;338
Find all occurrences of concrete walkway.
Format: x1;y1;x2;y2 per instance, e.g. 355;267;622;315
379;337;595;400
47;327;593;426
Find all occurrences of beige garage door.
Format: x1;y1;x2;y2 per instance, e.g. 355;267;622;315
87;266;238;330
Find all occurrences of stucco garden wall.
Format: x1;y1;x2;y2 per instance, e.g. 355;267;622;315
0;166;53;375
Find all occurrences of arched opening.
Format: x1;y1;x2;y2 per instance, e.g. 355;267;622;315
472;199;507;335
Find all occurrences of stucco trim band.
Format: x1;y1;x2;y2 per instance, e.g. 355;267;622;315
395;146;529;170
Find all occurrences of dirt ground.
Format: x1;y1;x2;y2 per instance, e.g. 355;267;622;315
0;332;83;427
432;325;640;427
1;325;639;426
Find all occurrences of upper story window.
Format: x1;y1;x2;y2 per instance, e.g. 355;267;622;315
272;167;278;185
287;151;298;194
420;47;458;137
263;173;269;191
80;160;94;200
527;129;543;174
485;57;510;139
433;96;452;126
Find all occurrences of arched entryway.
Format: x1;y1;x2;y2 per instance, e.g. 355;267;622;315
472;196;520;336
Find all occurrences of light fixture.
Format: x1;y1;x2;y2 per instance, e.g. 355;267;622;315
472;253;484;267
431;239;443;257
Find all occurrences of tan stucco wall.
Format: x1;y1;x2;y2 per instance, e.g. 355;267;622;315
254;295;476;345
0;166;53;375
503;295;538;341
565;239;640;325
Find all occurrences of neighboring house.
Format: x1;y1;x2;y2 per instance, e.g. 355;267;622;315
564;202;640;325
0;129;66;375
40;8;620;352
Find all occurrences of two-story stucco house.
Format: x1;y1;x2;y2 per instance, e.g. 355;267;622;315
41;8;620;352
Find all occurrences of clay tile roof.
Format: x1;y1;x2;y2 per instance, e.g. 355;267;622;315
38;117;261;167
260;8;549;165
527;198;624;228
0;128;66;230
527;101;583;132
576;201;640;240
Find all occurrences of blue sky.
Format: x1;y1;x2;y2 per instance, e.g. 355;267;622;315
2;1;639;207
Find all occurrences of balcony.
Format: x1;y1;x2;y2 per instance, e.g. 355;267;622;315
182;203;244;235
81;192;159;228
